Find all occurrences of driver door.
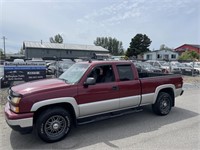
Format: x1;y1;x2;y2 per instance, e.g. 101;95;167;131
76;65;120;117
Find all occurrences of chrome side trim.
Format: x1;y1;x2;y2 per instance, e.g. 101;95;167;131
119;95;141;108
79;95;142;117
31;97;79;117
140;93;154;105
6;118;33;128
78;105;139;119
139;85;182;105
79;98;119;117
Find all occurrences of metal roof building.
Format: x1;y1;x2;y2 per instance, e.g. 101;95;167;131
175;44;200;54
23;41;109;60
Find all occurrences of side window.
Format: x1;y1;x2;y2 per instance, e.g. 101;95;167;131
88;65;115;84
117;65;134;81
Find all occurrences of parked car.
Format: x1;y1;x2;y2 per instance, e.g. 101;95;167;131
192;64;200;73
181;62;200;74
176;63;199;75
134;62;162;73
146;60;181;74
194;65;200;71
169;63;182;74
146;60;170;73
5;60;184;142
46;61;57;75
13;59;24;63
57;60;75;76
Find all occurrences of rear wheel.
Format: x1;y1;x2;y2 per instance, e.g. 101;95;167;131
36;107;72;143
152;92;172;116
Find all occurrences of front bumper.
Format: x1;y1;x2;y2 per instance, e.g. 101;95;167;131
175;88;184;97
4;103;34;134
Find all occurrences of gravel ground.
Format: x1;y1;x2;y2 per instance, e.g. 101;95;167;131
182;75;200;89
0;88;7;105
0;75;200;105
182;75;200;84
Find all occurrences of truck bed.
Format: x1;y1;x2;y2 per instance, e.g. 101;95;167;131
138;72;172;78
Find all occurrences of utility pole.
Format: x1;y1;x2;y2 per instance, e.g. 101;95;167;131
2;36;6;58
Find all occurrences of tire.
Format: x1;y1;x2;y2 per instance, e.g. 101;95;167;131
36;107;72;143
152;92;172;116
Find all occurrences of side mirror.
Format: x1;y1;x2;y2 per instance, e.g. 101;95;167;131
84;77;96;86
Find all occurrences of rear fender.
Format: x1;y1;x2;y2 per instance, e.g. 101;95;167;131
153;84;175;104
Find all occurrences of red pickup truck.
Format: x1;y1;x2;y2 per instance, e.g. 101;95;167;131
4;60;184;142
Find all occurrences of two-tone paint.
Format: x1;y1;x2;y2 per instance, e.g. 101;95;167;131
4;61;184;130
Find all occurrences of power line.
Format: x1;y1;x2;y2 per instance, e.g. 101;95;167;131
2;36;6;57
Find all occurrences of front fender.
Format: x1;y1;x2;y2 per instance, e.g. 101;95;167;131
31;97;79;117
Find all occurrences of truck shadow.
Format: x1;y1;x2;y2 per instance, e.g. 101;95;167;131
10;106;199;149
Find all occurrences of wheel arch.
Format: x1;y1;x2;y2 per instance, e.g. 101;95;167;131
31;97;79;124
154;84;175;107
33;102;77;126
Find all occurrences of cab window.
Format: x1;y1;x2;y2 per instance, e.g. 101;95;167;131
117;65;134;81
88;65;115;84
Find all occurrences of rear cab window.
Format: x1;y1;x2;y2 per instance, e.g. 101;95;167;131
117;65;134;81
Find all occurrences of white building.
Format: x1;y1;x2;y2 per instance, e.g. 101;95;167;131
143;49;179;61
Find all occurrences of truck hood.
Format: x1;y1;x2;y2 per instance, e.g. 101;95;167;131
11;78;69;95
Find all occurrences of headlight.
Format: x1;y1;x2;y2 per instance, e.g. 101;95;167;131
10;105;19;113
10;97;21;113
11;97;21;104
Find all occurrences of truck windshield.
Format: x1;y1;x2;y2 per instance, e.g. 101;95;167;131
59;63;89;84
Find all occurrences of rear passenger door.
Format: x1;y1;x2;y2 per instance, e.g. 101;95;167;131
116;64;141;109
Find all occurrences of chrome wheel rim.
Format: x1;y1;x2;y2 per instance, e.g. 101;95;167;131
160;96;170;114
44;115;67;137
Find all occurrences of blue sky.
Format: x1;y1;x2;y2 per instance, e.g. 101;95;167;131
0;0;199;54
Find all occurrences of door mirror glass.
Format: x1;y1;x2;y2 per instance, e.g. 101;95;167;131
84;77;96;86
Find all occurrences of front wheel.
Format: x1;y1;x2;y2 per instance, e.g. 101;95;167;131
36;107;72;143
152;92;172;116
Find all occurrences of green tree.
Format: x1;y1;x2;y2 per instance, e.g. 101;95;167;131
49;34;63;43
178;51;200;61
94;37;124;55
126;34;151;58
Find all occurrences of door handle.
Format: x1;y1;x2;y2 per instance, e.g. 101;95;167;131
112;86;119;91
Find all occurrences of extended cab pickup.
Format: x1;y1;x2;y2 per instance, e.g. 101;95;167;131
4;61;184;142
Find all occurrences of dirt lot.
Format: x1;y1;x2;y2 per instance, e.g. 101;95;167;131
182;75;200;84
